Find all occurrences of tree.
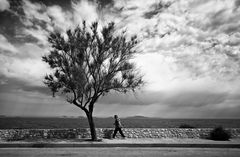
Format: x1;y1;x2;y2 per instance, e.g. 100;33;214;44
42;21;143;141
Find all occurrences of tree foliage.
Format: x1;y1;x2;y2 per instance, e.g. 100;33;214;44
42;21;143;115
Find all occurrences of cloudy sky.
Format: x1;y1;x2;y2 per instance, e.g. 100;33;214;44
1;0;240;118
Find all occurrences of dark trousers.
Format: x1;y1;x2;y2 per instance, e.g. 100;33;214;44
112;127;125;138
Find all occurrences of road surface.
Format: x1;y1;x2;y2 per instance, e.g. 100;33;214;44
0;148;240;157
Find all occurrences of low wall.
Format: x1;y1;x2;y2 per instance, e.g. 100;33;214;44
0;128;240;141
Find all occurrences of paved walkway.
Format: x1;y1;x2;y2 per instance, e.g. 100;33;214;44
1;148;240;157
0;138;240;148
103;138;240;144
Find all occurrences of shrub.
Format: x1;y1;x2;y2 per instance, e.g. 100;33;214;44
209;126;231;141
179;124;195;128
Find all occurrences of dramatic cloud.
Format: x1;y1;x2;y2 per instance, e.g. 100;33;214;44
0;34;18;53
46;5;72;32
0;0;240;118
72;0;98;25
0;0;10;12
0;41;50;86
98;90;227;107
106;0;240;80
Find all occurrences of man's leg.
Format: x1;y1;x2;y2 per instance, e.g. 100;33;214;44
119;128;125;137
112;128;118;138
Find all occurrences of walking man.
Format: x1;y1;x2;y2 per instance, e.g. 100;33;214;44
112;115;125;138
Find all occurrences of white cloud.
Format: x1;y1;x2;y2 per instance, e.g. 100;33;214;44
0;0;10;11
0;34;18;53
0;54;50;86
23;27;49;45
22;0;50;23
0;42;50;86
17;43;48;58
72;0;99;25
19;0;102;45
47;5;73;32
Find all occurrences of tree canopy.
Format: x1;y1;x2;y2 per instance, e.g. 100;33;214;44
43;21;143;113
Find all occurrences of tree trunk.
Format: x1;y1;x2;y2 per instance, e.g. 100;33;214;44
86;112;97;141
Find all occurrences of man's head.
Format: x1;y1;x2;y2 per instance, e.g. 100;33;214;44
114;115;118;119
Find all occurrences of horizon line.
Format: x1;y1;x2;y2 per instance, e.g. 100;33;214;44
0;115;240;119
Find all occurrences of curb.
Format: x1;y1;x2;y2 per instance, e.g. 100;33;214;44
0;143;240;148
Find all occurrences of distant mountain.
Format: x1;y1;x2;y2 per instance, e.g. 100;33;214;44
125;116;150;119
77;116;86;119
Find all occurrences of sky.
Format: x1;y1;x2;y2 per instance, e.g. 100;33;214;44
0;0;240;118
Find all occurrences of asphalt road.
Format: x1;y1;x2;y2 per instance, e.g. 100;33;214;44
0;148;240;157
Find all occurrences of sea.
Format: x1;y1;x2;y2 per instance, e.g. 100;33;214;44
0;117;239;129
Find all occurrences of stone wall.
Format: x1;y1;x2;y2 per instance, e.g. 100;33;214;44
0;128;240;141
